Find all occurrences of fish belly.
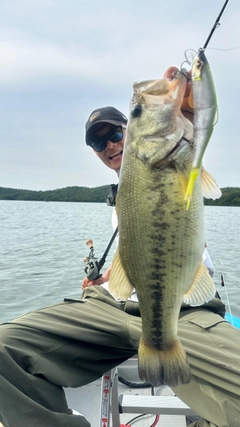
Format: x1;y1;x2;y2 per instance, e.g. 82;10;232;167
117;159;204;386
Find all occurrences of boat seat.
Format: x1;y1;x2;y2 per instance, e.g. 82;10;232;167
100;365;197;427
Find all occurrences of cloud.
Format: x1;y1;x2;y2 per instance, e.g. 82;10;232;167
0;0;239;191
1;1;230;88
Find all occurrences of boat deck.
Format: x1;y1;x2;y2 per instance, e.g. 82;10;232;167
65;358;193;426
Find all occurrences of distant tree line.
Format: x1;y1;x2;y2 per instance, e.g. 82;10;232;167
204;187;240;207
0;185;110;203
0;186;239;206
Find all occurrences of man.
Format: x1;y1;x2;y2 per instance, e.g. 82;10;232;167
0;70;240;427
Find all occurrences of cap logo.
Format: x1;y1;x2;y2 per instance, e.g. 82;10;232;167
89;111;100;122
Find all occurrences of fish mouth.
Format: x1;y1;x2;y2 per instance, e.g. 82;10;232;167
133;70;184;96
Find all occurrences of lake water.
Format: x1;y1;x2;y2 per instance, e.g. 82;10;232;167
0;201;240;323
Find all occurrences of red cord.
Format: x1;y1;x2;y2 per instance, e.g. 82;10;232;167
150;414;160;427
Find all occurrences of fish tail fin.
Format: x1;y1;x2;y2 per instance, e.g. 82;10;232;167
184;167;200;210
138;337;191;387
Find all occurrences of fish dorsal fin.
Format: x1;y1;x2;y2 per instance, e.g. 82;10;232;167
109;246;134;300
201;167;222;199
184;262;216;306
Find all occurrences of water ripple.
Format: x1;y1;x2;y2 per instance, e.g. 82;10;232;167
0;201;239;322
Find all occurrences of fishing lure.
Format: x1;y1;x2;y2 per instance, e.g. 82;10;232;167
183;0;230;208
184;48;218;209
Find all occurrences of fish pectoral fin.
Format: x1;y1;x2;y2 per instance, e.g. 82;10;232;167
184;262;216;306
201;167;222;200
109;247;134;300
175;163;189;194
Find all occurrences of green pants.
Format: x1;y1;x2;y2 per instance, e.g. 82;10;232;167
0;286;240;427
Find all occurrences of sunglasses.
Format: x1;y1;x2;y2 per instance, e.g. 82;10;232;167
89;126;125;152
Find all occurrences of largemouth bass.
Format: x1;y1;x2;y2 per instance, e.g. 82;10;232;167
109;71;217;387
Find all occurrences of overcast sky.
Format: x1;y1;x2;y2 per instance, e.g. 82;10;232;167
0;0;239;191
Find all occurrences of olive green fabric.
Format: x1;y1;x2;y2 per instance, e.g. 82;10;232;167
0;286;239;427
173;310;240;427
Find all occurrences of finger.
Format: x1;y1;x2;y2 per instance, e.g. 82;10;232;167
184;81;192;99
164;66;179;80
82;279;89;289
87;281;94;287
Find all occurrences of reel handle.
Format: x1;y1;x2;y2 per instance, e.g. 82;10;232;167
86;238;93;248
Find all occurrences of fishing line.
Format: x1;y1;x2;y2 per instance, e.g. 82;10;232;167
215;269;234;324
180;0;231;71
220;272;234;324
207;46;240;51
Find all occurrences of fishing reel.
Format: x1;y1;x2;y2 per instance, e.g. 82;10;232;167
83;226;118;282
83;239;102;281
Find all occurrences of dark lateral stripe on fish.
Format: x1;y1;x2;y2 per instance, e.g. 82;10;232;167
148;283;166;350
150;248;167;257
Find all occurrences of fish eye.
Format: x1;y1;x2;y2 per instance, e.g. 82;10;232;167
131;105;142;118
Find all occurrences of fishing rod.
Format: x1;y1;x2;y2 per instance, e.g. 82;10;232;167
183;0;230;66
203;0;230;50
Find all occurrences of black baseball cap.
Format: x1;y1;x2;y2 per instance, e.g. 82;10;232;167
85;106;128;145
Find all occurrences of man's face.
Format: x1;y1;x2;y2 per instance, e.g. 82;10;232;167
90;123;126;173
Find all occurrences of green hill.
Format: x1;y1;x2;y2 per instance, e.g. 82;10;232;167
0;185;239;206
204;187;240;207
0;185;110;203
